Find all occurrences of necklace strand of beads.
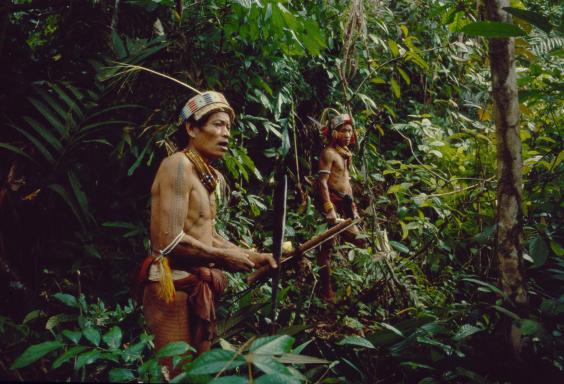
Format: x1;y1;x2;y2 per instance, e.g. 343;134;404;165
335;145;352;160
184;149;218;193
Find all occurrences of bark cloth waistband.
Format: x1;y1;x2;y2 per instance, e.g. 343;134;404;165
137;255;227;337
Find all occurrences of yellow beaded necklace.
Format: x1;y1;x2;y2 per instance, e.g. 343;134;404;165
335;145;352;160
184;149;218;193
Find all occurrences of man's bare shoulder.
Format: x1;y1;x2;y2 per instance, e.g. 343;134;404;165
156;152;195;184
320;146;339;160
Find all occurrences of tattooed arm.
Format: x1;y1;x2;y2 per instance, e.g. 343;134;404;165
318;148;338;223
151;154;255;272
211;230;277;269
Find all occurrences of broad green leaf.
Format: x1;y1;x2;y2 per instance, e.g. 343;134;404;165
50;83;83;118
461;21;526;38
22;309;44;324
387;38;400;57
502;7;552;33
254;372;301;384
53;293;78;308
156;341;194;358
13;125;55;164
127;142;151;176
452;324;483;341
10;341;63;369
109;368;135;383
550;241;564;257
273;353;329;364
337;335;375;349
462;277;505;296
520;319;543;336
22;116;62;151
47;184;84;226
379;322;405;337
529;236;549;267
491;305;520;321
389;241;409;254
52;345;88;369
251;354;294;376
75;350;102;370
397;67;411;85
250;335;294;355
103;326;122;349
62;330;82;344
390;78;401;98
28;98;66;136
0;142;35;162
83;327;101;346
209;376;248;384
68;172;90;222
34;87;68;121
186;349;245;375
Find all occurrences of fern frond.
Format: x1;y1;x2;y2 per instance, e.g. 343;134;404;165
529;35;564;56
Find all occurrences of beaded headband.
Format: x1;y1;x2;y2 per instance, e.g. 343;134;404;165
179;91;235;124
330;113;353;129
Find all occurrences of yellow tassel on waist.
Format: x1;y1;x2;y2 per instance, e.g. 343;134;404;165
155;256;176;303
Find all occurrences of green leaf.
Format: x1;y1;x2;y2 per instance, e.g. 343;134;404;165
22;309;44;324
83;327;101;346
461;21;526;38
53;293;78;308
13;125;55;164
462;277;505;296
273;353;329;364
520;319;543;336
251;354;294;377
502;7;552;33
22;116;62;151
250;335;294;355
62;330;82;344
109;368;135;383
379;322;405;337
452;324;483;341
187;349;245;375
75;350;102;370
10;341;64;369
491;305;521;321
103;326;122;349
550;241;564;257
529;236;549;267
337;335;375;349
52;345;88;369
127;142;151;176
28;98;66;136
47;184;84;226
387;38;400;57
390;78;401;98
254;371;300;384
68;171;90;221
389;240;409;254
397;67;411;85
0;142;36;162
156;341;194;358
209;376;248;384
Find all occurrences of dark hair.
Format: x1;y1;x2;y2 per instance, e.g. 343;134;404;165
174;111;216;150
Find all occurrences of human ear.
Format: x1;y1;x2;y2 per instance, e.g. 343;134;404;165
186;122;197;139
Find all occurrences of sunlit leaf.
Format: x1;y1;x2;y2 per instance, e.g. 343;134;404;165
461;22;526;38
11;341;63;369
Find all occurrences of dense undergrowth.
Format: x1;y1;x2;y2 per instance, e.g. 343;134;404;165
1;0;562;383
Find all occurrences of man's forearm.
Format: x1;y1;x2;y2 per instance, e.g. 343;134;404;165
168;233;226;267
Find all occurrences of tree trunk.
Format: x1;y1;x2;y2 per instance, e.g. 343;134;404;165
485;0;528;356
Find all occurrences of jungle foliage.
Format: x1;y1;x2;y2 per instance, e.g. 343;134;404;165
0;0;563;383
